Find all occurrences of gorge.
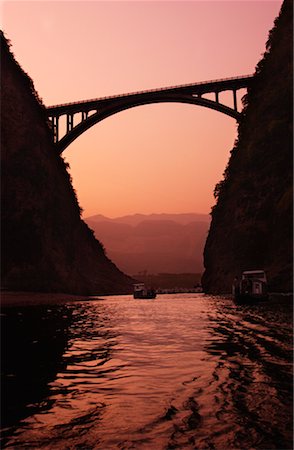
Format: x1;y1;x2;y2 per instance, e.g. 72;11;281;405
1;0;292;297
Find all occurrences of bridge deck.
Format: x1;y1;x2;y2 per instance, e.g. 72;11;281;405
47;74;253;113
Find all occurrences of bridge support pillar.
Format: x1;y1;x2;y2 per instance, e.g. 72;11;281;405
215;91;219;103
67;114;73;133
52;116;59;143
233;89;237;111
82;111;88;121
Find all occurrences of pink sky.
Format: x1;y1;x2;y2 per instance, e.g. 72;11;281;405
2;1;282;218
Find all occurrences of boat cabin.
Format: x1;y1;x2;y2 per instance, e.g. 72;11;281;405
133;283;156;299
233;270;268;302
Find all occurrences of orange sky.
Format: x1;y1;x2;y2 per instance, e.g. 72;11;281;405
2;1;282;218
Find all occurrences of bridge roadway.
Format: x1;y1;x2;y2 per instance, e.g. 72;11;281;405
47;75;254;153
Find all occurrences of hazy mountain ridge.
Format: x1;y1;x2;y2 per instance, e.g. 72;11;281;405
1;32;133;295
85;215;209;274
87;213;210;226
202;0;293;293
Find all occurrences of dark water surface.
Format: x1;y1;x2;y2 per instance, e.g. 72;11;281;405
1;294;293;449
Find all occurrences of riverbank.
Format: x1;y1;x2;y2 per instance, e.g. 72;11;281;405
0;291;96;307
1;290;292;308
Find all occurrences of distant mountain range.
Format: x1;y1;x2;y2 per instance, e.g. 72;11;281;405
85;213;210;275
87;212;210;226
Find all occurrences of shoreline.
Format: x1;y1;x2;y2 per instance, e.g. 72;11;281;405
1;290;292;308
0;291;99;307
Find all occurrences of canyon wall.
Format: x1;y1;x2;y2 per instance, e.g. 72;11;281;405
1;32;133;295
202;0;292;293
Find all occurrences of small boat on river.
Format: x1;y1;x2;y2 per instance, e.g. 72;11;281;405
233;270;269;303
133;283;156;299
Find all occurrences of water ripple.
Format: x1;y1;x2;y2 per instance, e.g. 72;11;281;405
1;294;292;449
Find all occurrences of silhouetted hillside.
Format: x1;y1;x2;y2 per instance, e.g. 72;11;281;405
1;32;133;295
202;0;293;293
85;214;209;274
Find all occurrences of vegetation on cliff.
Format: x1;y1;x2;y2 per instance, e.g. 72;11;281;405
1;32;133;295
202;0;293;293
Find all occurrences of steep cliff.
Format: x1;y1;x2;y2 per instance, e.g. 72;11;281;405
1;32;133;295
202;0;293;294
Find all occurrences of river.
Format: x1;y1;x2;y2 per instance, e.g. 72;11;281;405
1;293;293;449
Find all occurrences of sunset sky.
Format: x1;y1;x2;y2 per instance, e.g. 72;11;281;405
2;0;282;218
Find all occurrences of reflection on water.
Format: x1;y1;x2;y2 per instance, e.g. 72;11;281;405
1;305;72;441
1;294;293;449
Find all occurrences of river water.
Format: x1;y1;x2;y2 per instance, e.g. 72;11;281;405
1;294;293;449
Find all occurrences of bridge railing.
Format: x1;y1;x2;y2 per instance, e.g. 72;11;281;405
47;74;253;111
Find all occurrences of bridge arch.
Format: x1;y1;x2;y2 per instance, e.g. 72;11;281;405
55;97;239;154
47;75;253;153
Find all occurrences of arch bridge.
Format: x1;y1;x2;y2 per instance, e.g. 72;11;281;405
47;75;253;154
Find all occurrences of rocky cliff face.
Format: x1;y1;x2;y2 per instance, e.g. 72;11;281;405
202;0;293;294
1;32;133;295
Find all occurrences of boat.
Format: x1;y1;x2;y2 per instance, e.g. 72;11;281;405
133;283;156;299
232;270;269;303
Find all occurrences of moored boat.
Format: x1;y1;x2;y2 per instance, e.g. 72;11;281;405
133;283;156;299
233;270;269;303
